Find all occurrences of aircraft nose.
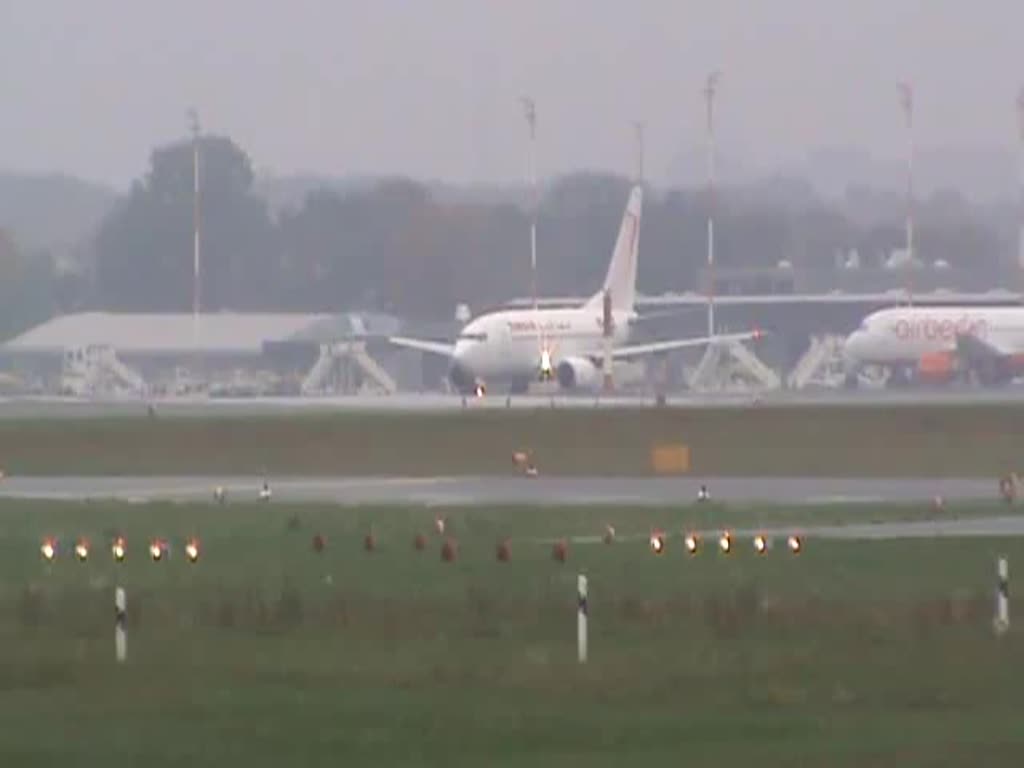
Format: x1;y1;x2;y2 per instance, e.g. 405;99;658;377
842;330;869;365
448;356;474;393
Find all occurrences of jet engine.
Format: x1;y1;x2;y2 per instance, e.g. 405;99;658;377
555;357;600;390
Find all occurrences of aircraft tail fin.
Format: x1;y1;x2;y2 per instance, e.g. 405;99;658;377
586;185;642;313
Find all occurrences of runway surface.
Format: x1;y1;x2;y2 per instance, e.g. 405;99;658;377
2;474;1020;540
0;474;998;506
4;386;1024;418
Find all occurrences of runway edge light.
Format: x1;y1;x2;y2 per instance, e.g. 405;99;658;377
719;531;732;554
40;537;57;562
684;533;699;555
650;530;665;555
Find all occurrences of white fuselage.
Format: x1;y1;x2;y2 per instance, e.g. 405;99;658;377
452;306;632;384
843;306;1024;366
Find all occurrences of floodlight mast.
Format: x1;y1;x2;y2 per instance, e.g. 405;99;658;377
187;108;202;363
520;96;538;313
1017;88;1024;275
704;71;720;337
898;82;914;305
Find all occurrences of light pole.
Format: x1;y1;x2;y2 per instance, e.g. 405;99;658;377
520;97;538;313
520;96;552;381
187;108;201;354
898;82;914;304
1017;87;1024;273
704;71;720;337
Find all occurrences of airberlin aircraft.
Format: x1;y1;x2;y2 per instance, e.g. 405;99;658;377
388;185;760;395
843;306;1024;385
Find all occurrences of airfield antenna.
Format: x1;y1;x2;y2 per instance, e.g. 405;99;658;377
1017;87;1024;274
187;108;202;361
898;82;914;305
704;72;720;337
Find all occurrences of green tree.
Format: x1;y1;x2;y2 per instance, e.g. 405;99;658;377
95;136;277;311
0;230;56;340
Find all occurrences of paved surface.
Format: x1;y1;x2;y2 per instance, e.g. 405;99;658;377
2;474;1021;541
3;386;1024;418
0;474;999;506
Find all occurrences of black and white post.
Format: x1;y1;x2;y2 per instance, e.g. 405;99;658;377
577;573;588;664
995;557;1009;636
115;586;127;663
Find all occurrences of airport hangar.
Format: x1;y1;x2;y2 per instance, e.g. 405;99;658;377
0;311;422;397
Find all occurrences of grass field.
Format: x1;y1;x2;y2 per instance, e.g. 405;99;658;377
2;402;1024;476
2;499;1024;766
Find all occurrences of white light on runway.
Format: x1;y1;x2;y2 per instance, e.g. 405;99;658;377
40;538;56;562
650;531;665;555
719;532;732;554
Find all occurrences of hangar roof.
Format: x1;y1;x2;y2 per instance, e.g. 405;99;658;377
2;312;366;355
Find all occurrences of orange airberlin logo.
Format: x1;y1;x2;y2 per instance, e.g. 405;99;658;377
891;315;988;341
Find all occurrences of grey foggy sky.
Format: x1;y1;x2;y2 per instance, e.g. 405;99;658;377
3;0;1022;189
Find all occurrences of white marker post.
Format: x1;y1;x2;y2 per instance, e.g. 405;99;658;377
577;574;588;664
995;557;1010;636
115;586;127;663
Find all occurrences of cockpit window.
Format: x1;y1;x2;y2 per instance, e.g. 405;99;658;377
458;332;487;342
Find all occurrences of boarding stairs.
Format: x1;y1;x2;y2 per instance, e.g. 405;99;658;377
301;342;397;395
60;345;146;398
787;335;849;390
687;338;780;393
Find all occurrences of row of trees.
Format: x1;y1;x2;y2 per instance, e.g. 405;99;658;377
76;135;1019;320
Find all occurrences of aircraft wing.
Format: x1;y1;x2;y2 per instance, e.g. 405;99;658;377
612;331;762;360
387;336;456;358
628;306;706;325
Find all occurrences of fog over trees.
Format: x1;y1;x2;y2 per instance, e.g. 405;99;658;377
0;132;1018;338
